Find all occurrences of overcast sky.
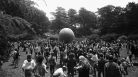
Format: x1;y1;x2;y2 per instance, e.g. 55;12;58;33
32;0;138;20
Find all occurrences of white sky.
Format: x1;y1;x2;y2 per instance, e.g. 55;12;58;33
32;0;137;20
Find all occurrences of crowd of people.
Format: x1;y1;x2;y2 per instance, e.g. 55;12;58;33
6;39;138;77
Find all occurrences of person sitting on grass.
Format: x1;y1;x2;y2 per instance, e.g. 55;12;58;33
53;66;67;77
33;55;48;77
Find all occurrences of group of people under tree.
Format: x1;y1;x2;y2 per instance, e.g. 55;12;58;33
2;39;138;77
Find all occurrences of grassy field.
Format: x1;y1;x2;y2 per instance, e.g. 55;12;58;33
0;47;138;77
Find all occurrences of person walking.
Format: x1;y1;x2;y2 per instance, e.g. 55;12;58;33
33;55;48;77
14;50;20;68
22;55;36;77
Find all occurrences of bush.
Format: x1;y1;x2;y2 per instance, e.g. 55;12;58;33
87;34;100;41
0;38;12;62
127;34;138;41
101;33;119;42
48;35;58;40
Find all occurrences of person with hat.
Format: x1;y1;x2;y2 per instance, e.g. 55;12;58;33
104;55;121;77
53;66;67;77
22;54;36;77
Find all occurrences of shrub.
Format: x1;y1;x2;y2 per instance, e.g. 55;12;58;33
87;34;100;41
127;34;138;41
101;33;119;42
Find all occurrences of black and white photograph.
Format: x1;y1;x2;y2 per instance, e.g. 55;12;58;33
0;0;138;77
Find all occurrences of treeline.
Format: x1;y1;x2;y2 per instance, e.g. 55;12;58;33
0;0;138;39
50;2;138;37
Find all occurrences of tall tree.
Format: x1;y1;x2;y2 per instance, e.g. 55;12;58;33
68;9;78;27
78;8;97;35
124;2;138;34
50;7;68;32
0;0;50;34
97;5;126;35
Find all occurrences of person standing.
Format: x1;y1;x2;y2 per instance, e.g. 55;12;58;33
48;52;57;77
98;54;107;77
91;51;99;77
74;55;91;77
104;55;121;77
14;50;20;68
67;53;76;77
33;55;48;77
22;55;36;77
11;49;17;65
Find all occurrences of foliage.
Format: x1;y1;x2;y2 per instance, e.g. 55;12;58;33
101;33;119;42
87;34;100;41
1;0;138;39
97;2;138;35
0;0;50;35
127;34;138;40
50;7;69;33
0;14;35;41
117;35;127;41
0;13;36;63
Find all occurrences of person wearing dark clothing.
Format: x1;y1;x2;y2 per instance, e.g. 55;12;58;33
98;54;107;77
53;47;58;61
14;50;20;68
48;52;57;77
104;55;121;77
75;55;91;77
67;53;76;77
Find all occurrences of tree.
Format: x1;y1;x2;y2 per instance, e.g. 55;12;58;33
68;9;78;27
124;2;138;34
97;5;126;35
50;7;68;32
78;8;97;35
0;0;50;34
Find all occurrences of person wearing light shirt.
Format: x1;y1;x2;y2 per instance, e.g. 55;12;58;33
53;66;67;77
91;52;99;77
91;52;99;62
22;55;36;77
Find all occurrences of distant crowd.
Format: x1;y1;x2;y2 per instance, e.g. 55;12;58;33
1;39;138;77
